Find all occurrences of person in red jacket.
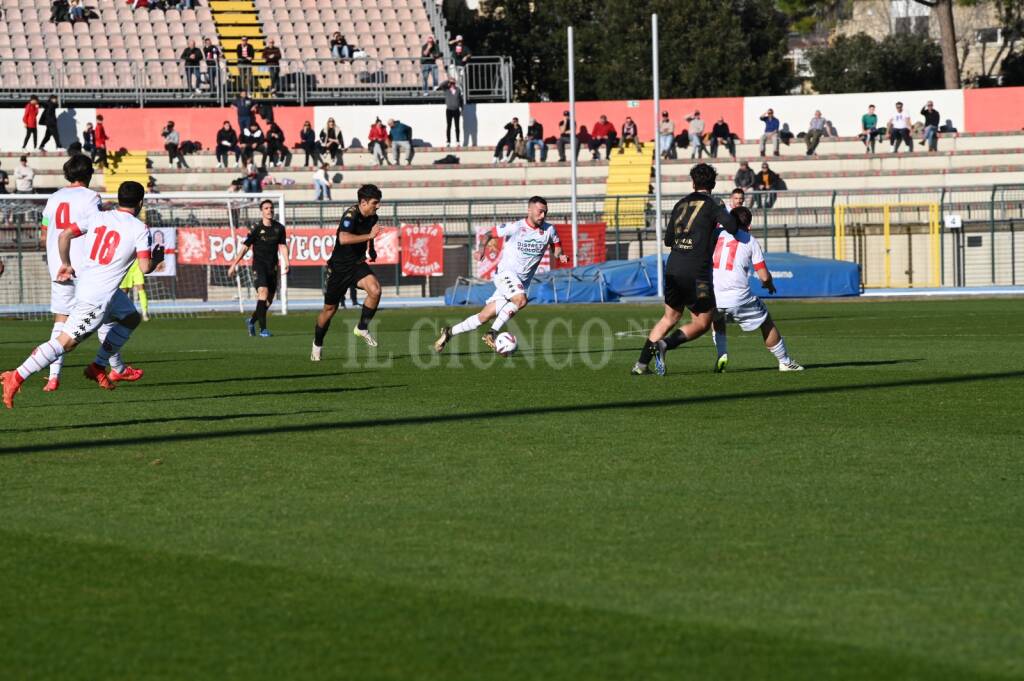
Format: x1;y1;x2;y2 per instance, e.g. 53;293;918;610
22;96;39;150
589;115;617;161
94;114;109;168
368;118;390;166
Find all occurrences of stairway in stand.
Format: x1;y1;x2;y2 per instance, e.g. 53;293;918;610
210;0;269;95
603;142;654;230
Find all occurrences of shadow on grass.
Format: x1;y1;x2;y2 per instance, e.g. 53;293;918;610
4;370;1021;456
127;369;370;389
0;408;336;435
728;358;925;373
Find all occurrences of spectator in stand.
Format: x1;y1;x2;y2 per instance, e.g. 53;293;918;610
263;38;282;95
236;36;255;92
177;0;194;10
805;109;826;156
313;163;331;201
618;116;641;154
448;35;471;83
921;100;940;152
266;121;290;167
241;122;267;167
709;116;735;159
234;90;254;131
526;118;546;162
388;118;414;166
860;104;882;153
824;120;838;137
759;108;780;157
203;38;221;92
93;114;109;167
658;111;676;160
22;96;39;150
69;0;86;23
0;160;8;195
779;122;795;146
686;111;706;159
82;123;95;158
576;126;593;159
889;101;913;153
368;118;390;166
589;115;616;161
215;120;241;168
444;78;463;147
421;36;441;94
734;160;755;203
242;161;261;193
256;100;274;126
493;117;523;164
181;39;203;94
754;162;781;209
556;110;572;162
299;121;321;167
51;0;70;22
161;121;188;169
319;118;343;166
14;156;35;194
330;33;351;60
940;119;958;135
38;96;60;151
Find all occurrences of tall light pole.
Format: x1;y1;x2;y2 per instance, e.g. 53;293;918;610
652;14;664;297
568;26;578;267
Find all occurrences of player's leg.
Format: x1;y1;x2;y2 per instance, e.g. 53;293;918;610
352;271;381;347
311;267;349;359
712;312;729;373
43;313;69;391
252;286;271;336
436;301;498;352
760;315;802;371
482;292;526;349
133;283;149;321
633;304;683;375
44;280;77;391
95;290;145;383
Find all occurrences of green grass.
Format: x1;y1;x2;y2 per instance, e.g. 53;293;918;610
1;299;1023;680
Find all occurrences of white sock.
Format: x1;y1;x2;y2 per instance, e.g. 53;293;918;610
47;322;64;379
489;301;518;332
452;314;483;336
768;339;791;364
17;339;65;380
713;329;728;358
94;324;132;368
98;323;126;372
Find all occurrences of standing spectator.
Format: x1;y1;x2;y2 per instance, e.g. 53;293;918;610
709;116;735;159
889;101;913;153
805;109;826;156
448;35;471;83
556;110;572;162
242;161;261;193
203;38;222;92
216;121;241;167
734;161;755;200
266;121;291;167
330;33;351;60
14;157;35;194
263;38;281;95
920;100;940;152
589;115;617;161
22;96;39;150
236;36;255;92
181;39;203;94
257;100;274;126
82;122;95;158
299;121;321;167
759;108;780;157
686;110;706;159
754;162;781;209
0;160;8;195
492;117;523;164
319;118;343;166
38;96;60;151
443;78;463;146
241;122;267;167
421;36;441;94
234;90;253;131
658;111;676;160
368;118;390;166
387;118;414;166
161;121;188;168
526;118;546;162
93;114;109;168
313;164;331;201
618;116;642;154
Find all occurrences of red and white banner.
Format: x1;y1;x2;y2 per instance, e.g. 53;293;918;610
176;226;401;266
400;224;444;277
472;222;606;280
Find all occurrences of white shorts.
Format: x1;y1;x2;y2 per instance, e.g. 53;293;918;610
717;298;769;332
50;280;76;316
64;289;137;342
486;270;528;305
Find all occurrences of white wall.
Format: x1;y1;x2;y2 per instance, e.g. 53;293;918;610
0;106;97;152
744;90;963;138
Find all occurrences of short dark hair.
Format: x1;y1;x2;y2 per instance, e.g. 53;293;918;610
63;154;94;185
733;206;752;229
528;196;548;207
731;188;744;196
259;199;274;210
357;184;382;202
118;180;145;208
689;163;717;192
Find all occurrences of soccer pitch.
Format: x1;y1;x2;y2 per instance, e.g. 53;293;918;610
1;299;1022;680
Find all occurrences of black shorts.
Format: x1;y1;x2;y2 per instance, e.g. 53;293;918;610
324;261;374;306
664;270;715;314
252;261;279;297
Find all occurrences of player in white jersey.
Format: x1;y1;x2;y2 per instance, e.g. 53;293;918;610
40;155;143;391
434;196;567;353
3;182;164;409
709;205;802;372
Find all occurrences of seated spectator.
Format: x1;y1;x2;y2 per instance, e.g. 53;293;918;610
939;119;959;135
685;110;706;159
241;122;267;167
859;104;883;154
319;118;343;166
659;111;676;160
824;120;838;137
0;161;8;195
216;121;241;168
313;164;331;201
266;121;291;167
618;116;642;154
387;118;414;166
526;118;546;162
331;33;352;60
161;121;188;169
754;162;782;209
920;100;941;152
589;115;617;161
242;161;261;193
779;122;794;146
805;110;826;156
299;121;321;167
368;118;390;166
709;116;735;159
576;126;593;157
734;161;755;201
69;0;86;23
51;0;70;23
493;117;523;163
556;110;572;162
888;101;913;153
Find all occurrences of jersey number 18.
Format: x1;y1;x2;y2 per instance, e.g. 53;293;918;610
88;226;121;265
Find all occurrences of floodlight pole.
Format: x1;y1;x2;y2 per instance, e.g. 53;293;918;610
568;26;578;267
652;13;664;297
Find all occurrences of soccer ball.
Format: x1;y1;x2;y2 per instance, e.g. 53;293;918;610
495;331;518;356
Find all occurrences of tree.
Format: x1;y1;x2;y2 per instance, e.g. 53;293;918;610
808;32;944;93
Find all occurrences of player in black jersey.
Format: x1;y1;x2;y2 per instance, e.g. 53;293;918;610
228;199;289;337
310;184;383;361
632;163;738;375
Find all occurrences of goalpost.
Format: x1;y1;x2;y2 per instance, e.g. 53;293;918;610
0;192;288;319
834;202;941;289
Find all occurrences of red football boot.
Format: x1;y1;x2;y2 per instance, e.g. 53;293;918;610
83;363;116;390
109;366;144;383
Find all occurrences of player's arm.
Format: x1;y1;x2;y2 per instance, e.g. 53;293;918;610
713;202;739;235
227;242;251;277
336;224;380;245
56;225;84;281
136;229;164;275
551;235;568;265
756;264;776;294
278;228;290;273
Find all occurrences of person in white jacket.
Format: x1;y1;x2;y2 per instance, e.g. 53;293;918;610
313;164;331;201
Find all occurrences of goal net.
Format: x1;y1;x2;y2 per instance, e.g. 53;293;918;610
0;192;288;319
833;202;940;289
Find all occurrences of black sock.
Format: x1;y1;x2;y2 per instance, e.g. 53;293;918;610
663;329;688;351
313;320;331;347
357;304;377;331
637;340;657;365
255;300;268;331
